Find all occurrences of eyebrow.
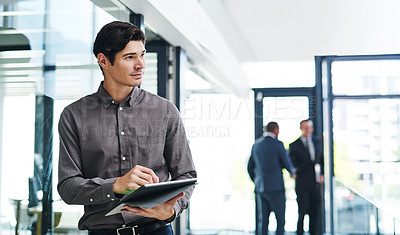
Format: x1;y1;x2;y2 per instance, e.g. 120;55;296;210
122;49;147;57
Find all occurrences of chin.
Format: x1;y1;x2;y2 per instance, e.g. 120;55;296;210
128;78;141;86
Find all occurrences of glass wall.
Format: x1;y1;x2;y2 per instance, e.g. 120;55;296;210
330;59;400;232
0;0;129;233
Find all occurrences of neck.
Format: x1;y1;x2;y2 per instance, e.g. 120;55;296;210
103;80;134;103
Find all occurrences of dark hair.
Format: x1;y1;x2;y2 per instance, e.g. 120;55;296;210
265;121;279;132
93;21;146;66
300;119;313;128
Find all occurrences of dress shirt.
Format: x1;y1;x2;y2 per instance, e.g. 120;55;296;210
264;131;277;139
57;82;197;230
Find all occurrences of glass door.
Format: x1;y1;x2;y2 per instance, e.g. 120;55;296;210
263;96;310;232
253;86;322;233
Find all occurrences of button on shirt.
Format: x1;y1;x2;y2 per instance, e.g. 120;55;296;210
57;82;197;230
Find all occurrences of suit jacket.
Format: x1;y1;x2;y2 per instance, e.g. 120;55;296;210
288;136;324;191
248;135;295;194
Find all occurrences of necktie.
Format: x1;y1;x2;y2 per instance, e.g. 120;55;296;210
306;139;315;161
305;139;309;150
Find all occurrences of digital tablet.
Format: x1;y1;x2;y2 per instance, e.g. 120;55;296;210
106;178;197;216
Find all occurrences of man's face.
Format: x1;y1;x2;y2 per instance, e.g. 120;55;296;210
104;40;146;88
273;127;280;137
300;121;313;138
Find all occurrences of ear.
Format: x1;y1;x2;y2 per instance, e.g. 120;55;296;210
97;53;109;69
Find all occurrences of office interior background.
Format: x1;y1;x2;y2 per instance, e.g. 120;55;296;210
1;0;400;234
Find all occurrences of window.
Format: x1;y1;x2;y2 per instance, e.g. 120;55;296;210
0;0;129;233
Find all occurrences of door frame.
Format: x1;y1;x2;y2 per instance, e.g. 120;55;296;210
252;86;322;139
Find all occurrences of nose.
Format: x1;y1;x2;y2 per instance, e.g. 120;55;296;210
135;57;145;70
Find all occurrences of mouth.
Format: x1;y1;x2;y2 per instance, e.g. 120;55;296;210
130;73;143;79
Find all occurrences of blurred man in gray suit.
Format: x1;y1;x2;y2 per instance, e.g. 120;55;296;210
248;122;296;235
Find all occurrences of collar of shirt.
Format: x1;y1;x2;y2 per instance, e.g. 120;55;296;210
300;136;311;144
96;81;139;109
264;131;276;139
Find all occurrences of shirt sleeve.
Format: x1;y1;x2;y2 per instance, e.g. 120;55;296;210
57;107;120;205
288;143;297;170
247;147;256;182
316;138;324;175
279;141;295;175
163;102;197;217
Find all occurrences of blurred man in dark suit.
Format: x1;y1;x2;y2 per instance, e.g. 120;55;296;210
289;119;324;235
248;122;296;235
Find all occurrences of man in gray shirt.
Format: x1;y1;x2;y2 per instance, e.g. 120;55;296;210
57;21;197;235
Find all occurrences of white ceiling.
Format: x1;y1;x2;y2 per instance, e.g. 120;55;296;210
120;0;400;96
201;0;400;62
